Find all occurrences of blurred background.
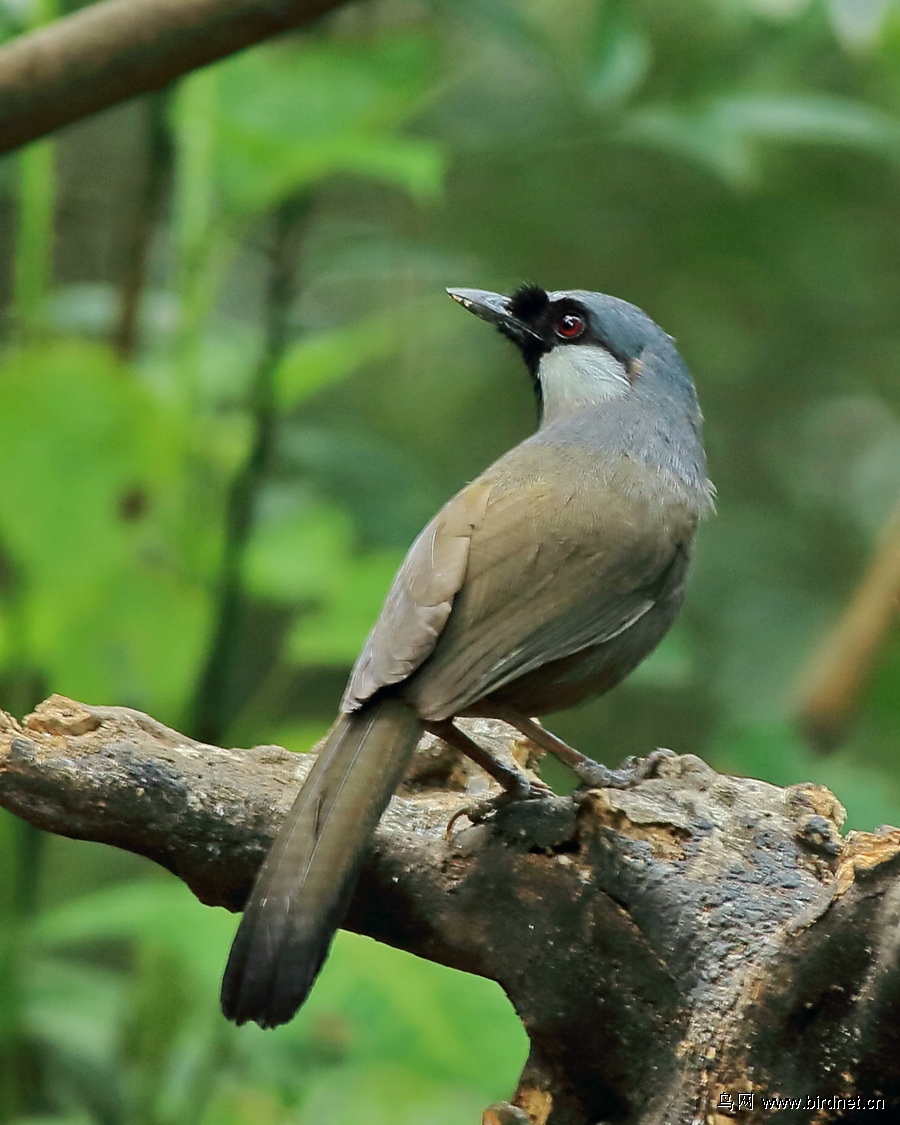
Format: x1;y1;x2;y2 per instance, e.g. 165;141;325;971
1;0;900;1120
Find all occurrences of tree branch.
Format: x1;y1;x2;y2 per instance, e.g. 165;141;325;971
0;0;345;155
3;695;900;1124
794;498;900;751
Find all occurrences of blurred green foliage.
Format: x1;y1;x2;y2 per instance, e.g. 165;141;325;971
2;0;900;1120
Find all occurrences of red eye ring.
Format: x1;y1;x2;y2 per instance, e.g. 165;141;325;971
555;313;585;340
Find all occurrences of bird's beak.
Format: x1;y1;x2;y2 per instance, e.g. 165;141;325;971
446;288;542;343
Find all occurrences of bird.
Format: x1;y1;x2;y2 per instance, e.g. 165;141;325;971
221;283;715;1029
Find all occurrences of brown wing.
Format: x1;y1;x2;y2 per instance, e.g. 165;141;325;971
402;447;699;720
343;443;698;719
342;479;493;710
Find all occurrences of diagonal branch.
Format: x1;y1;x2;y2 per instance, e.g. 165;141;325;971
3;694;900;1124
794;498;900;751
0;0;346;155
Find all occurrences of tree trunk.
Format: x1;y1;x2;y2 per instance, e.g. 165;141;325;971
2;695;899;1124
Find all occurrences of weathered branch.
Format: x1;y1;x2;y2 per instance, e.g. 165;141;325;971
3;694;900;1124
0;0;345;155
794;498;900;751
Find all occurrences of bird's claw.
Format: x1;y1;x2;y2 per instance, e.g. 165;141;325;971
573;747;676;790
446;776;553;835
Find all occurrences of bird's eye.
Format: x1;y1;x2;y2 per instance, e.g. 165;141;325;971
555;313;585;340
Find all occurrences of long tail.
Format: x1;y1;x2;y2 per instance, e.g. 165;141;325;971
221;696;422;1028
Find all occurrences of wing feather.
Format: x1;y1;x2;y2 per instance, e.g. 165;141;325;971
342;479;493;710
343;444;699;721
406;454;698;718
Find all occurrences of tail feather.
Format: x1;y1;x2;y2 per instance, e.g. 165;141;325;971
221;696;422;1028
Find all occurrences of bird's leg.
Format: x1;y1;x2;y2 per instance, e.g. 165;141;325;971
493;707;675;790
424;720;552;829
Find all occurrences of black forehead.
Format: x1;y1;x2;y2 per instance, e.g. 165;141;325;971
509;284;665;363
508;284;551;322
509;285;585;330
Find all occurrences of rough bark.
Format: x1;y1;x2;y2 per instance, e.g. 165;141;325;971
0;0;346;155
2;694;900;1125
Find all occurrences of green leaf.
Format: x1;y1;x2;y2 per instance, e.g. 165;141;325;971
44;566;212;716
621;93;900;186
241;496;354;603
35;880;233;989
584;3;652;109
27;955;121;1068
304;932;527;1095
212;35;444;216
619;105;759;186
287;550;403;665
0;342;211;715
713;92;900;151
447;0;549;57
298;1062;502;1125
828;0;891;49
275;312;400;408
216;131;443;215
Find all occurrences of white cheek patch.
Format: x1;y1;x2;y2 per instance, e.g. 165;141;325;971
537;344;630;418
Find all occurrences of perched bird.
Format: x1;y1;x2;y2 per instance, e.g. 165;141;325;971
221;284;714;1029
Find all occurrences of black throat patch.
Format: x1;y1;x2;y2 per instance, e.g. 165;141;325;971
507;285;549;417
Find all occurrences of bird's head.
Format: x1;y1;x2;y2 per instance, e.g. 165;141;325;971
447;284;697;426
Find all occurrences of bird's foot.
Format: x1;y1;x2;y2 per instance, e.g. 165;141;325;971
493;710;676;791
572;747;676;790
446;775;553;834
